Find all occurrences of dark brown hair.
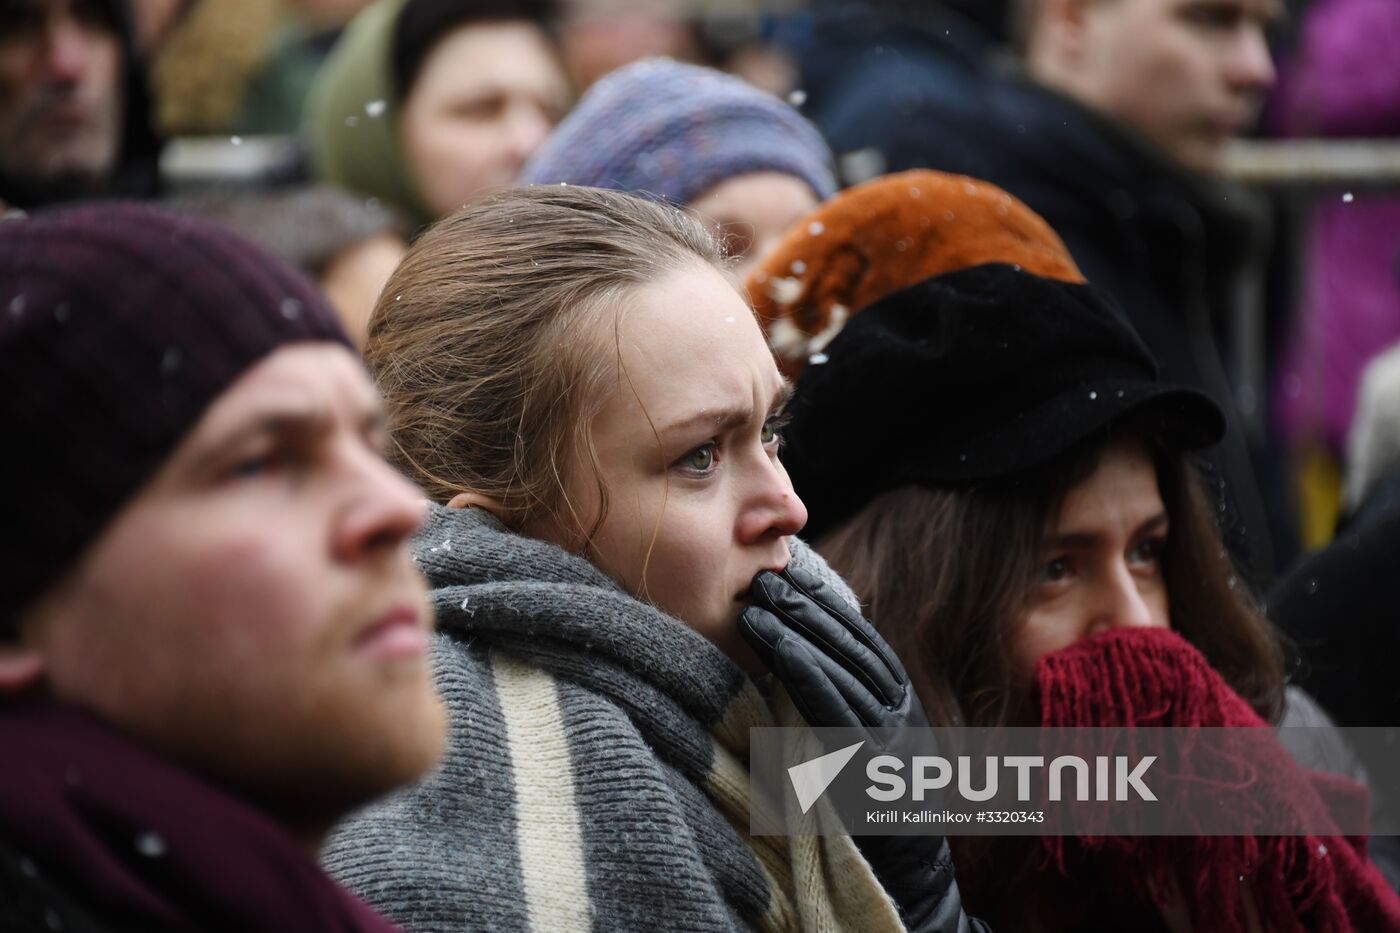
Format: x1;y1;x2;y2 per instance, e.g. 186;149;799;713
816;428;1286;728
364;185;722;539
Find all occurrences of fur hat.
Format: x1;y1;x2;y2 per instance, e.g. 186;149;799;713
518;58;836;207
747;169;1083;377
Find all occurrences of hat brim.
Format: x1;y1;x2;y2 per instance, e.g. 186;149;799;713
907;379;1226;486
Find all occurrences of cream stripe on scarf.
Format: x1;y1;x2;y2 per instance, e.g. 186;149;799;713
493;653;593;931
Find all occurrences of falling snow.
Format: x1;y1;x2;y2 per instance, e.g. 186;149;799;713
134;831;167;858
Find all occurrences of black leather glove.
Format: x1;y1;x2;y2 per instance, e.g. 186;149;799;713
740;566;990;933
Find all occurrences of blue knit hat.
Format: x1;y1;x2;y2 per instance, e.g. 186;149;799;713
519;58;837;206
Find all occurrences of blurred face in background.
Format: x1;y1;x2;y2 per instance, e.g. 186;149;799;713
1030;0;1280;172
689;172;820;282
0;0;124;189
399;20;569;219
558;0;696;91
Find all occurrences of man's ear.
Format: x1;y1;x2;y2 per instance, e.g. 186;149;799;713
0;644;44;693
446;491;509;521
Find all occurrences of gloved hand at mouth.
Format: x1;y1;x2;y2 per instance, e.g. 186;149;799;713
740;565;991;933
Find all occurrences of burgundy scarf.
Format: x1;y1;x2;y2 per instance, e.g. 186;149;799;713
1031;628;1400;933
0;701;405;933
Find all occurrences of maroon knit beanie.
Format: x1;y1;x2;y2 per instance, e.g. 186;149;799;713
0;203;352;633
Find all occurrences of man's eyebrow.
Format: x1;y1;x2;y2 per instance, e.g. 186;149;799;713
185;406;334;473
1043;513;1169;550
655;379;794;438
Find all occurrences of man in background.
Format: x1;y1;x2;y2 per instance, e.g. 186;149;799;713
814;0;1288;584
0;0;162;208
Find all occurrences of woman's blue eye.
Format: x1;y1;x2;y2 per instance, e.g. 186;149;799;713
681;444;716;472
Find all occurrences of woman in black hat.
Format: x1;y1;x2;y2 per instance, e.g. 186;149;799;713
778;262;1400;932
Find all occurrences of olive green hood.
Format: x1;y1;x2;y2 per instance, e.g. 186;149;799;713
305;0;431;226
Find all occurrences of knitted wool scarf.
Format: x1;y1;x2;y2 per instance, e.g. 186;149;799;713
1030;627;1400;933
322;504;903;933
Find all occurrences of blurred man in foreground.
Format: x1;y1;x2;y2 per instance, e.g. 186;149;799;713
0;203;445;932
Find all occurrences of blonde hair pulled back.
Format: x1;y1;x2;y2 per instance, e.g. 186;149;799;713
365;185;724;538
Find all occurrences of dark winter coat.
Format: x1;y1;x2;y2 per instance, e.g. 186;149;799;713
795;2;994;170
822;67;1280;584
0;702;404;933
1269;471;1400;767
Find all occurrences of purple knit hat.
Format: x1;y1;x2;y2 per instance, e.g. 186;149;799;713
518;58;837;206
0;203;351;631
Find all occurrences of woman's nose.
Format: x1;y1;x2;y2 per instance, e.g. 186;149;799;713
1085;562;1160;637
736;457;808;544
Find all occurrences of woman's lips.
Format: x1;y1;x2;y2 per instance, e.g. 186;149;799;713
353;605;428;659
736;564;791;602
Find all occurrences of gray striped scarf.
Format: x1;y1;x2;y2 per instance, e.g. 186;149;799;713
322;504;904;933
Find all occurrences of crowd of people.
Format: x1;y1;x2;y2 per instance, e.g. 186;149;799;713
3;0;1400;930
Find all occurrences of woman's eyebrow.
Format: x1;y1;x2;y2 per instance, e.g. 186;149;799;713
1043;513;1169;550
655;406;752;438
770;379;794;413
655;380;794;438
1135;513;1171;537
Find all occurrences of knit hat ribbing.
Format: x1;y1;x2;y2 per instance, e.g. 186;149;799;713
0;203;351;631
747;169;1084;378
518;58;837;207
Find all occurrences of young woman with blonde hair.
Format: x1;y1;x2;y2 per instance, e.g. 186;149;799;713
320;185;986;933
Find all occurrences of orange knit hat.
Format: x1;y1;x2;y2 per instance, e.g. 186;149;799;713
746;169;1084;377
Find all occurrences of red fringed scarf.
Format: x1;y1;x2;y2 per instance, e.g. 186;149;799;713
1032;627;1400;933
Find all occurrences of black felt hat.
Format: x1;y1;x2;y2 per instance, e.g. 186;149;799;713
782;263;1225;541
